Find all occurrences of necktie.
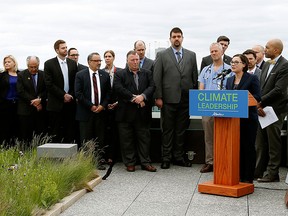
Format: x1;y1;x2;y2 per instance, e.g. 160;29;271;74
92;73;99;105
267;59;276;65
32;74;37;93
176;51;183;71
61;61;69;93
133;73;139;90
176;51;182;63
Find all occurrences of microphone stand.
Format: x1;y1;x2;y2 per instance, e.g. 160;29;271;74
219;75;225;90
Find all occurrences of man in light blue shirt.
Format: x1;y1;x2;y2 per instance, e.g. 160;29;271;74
198;42;231;173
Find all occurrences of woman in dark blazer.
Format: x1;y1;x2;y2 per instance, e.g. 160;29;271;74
226;54;261;183
0;55;19;145
102;50;122;164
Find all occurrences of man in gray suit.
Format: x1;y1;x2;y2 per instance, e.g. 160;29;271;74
153;27;198;169
255;39;288;182
134;40;154;72
243;49;261;79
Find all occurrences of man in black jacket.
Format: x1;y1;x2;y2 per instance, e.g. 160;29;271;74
114;50;156;172
44;39;78;143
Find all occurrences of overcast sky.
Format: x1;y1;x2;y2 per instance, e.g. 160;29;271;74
0;0;287;70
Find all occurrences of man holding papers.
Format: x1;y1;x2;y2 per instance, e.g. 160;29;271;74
255;39;288;183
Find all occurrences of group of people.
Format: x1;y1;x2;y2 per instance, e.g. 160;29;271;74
1;27;288;183
199;36;288;184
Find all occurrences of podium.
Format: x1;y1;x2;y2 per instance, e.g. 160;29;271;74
189;90;258;197
197;92;257;197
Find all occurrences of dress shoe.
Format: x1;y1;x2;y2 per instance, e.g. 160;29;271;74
257;174;280;183
141;164;157;172
200;164;213;173
173;160;192;167
97;159;106;170
161;161;170;169
126;165;135;172
97;164;106;170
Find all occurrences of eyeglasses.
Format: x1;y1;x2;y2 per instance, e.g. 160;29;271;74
230;61;243;65
90;60;102;62
69;54;79;57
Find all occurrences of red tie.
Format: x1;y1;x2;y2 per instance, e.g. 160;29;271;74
92;73;99;106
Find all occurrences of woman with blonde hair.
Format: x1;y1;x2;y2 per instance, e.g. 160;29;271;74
0;55;19;145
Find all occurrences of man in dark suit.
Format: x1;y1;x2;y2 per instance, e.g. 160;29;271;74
252;45;266;69
243;49;261;79
17;56;47;143
75;52;111;169
44;39;78;143
134;40;154;72
68;47;88;71
114;50;156;172
255;39;288;182
153;27;198;169
200;35;232;71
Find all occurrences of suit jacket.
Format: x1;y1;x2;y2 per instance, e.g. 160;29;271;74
44;57;78;112
226;72;261;120
75;68;111;121
16;69;46;115
258;60;265;70
259;56;288;115
153;47;198;103
200;54;232;71
142;57;154;72
0;71;12;103
114;67;155;123
253;67;261;79
78;63;88;71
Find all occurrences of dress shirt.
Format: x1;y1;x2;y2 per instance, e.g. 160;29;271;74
266;55;281;79
247;67;256;74
172;47;183;61
89;68;101;105
105;65;115;87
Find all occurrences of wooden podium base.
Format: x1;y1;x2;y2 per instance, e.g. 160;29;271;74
198;181;254;197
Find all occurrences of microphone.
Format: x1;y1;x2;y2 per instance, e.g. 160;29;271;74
213;69;232;80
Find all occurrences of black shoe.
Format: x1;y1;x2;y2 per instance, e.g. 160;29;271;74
97;159;106;170
173;160;192;167
97;164;106;170
257;174;280;183
161;161;170;169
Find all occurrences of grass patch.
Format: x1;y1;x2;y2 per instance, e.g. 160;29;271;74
0;135;98;216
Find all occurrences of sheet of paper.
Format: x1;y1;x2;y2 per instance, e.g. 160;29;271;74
258;106;278;129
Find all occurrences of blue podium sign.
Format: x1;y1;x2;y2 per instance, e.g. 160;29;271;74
189;90;248;118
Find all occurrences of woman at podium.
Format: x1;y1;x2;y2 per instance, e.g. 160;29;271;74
226;54;261;183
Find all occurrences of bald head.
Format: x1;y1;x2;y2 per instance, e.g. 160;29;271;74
265;39;284;59
271;39;283;52
134;40;146;60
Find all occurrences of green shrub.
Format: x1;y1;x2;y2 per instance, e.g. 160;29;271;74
0;135;98;215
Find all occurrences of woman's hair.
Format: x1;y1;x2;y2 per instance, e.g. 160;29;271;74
232;54;248;73
104;50;115;58
3;55;18;72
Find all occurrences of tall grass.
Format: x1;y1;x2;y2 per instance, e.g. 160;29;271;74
0;135;98;216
